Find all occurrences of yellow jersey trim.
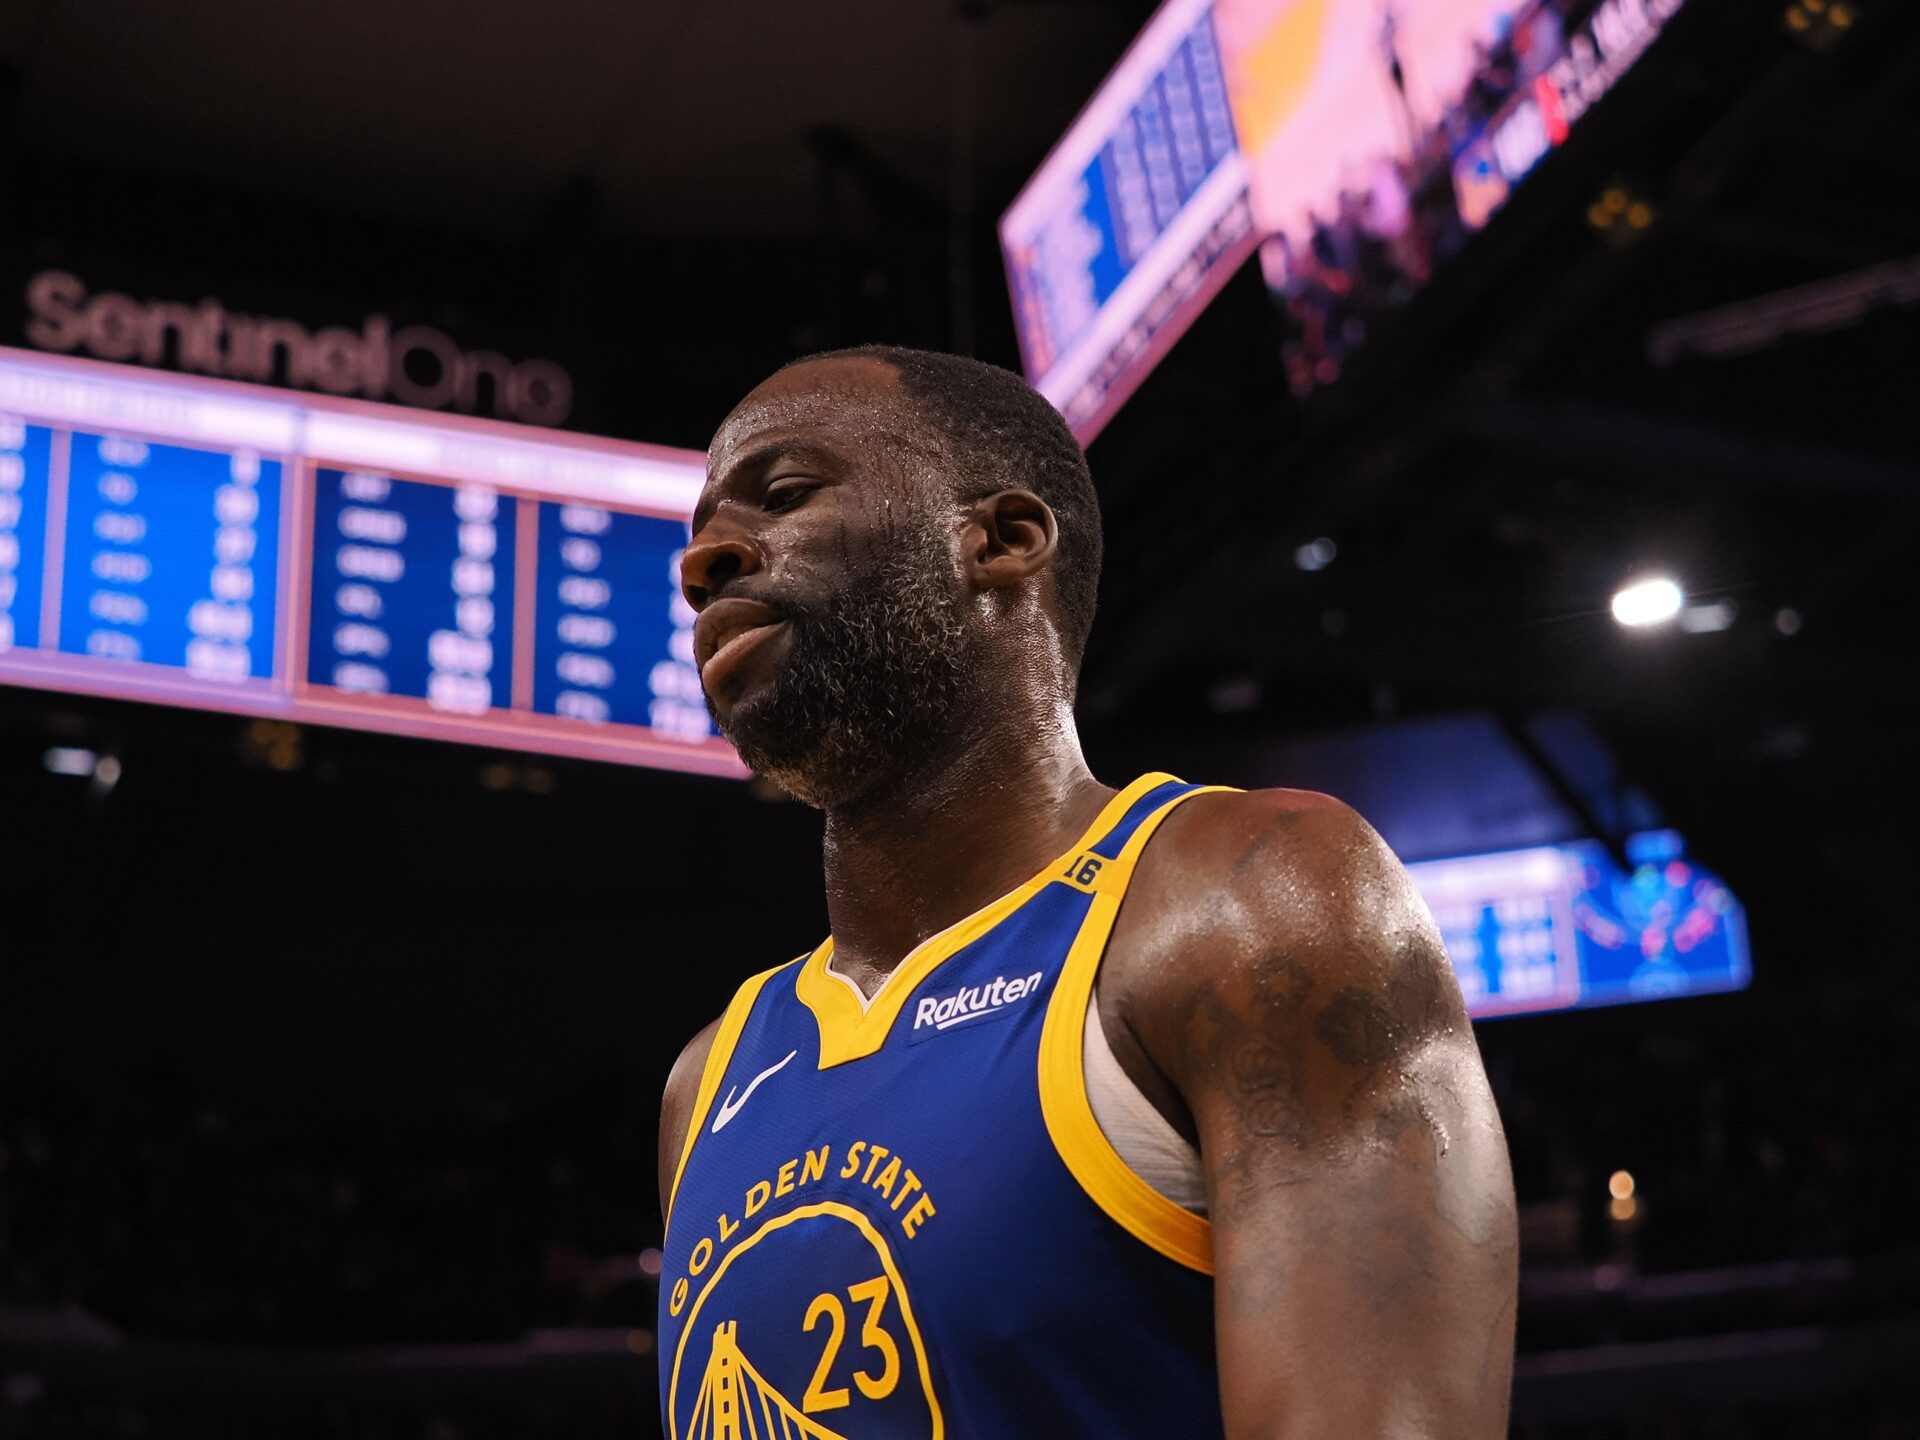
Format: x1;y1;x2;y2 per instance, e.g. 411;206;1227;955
1038;782;1238;1276
667;956;804;1228
793;772;1184;1069
667;1199;945;1440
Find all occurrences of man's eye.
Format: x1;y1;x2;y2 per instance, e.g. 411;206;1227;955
764;483;813;512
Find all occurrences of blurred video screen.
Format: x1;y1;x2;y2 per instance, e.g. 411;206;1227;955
1410;829;1751;1019
1005;0;1691;426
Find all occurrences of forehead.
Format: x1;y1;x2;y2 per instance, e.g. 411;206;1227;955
707;356;915;480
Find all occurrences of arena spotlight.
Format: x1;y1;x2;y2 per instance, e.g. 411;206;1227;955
1294;537;1337;572
1611;576;1684;628
1679;600;1737;634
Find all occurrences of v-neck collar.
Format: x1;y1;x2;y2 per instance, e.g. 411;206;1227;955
793;773;1176;1068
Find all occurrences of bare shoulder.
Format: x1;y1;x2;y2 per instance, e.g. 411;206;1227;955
1117;784;1449;984
658;1014;726;1220
1139;784;1383;890
1109;785;1471;1114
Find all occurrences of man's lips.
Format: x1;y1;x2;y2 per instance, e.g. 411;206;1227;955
694;598;787;690
702;620;786;691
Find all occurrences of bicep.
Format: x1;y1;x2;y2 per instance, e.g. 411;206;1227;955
1130;794;1517;1438
1199;1026;1516;1439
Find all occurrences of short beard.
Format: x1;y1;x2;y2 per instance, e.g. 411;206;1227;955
708;513;971;810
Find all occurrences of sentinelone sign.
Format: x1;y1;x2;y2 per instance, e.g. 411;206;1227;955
21;270;574;427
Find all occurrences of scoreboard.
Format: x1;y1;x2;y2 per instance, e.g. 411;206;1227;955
1409;830;1750;1020
1006;0;1695;437
0;346;741;776
999;0;1258;445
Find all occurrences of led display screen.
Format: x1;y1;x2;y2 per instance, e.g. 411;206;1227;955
1005;0;1689;428
0;346;741;776
1409;830;1750;1020
1000;0;1259;445
1238;0;1687;395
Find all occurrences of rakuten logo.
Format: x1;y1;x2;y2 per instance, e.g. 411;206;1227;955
24;271;572;427
911;971;1045;1039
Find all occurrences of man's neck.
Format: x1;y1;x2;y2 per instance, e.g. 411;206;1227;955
818;698;1113;999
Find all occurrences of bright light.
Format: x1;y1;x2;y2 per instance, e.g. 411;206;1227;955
1294;537;1337;572
1609;1195;1639;1223
43;747;98;776
1611;576;1684;628
1679;601;1736;634
1608;1170;1636;1200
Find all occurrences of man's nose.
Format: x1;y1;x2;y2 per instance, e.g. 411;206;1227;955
680;523;762;608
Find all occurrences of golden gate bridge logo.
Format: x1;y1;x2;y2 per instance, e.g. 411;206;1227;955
688;1321;853;1440
668;1202;941;1440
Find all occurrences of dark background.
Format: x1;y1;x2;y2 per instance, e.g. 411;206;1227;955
2;0;1917;1434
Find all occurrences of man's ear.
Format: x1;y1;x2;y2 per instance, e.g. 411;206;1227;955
963;489;1058;590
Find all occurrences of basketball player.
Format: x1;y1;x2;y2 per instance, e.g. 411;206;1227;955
657;347;1517;1439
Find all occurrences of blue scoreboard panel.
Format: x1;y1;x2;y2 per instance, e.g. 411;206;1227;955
308;467;519;713
0;419;54;653
1408;831;1751;1020
59;434;283;677
530;502;700;736
1000;0;1257;445
0;346;740;776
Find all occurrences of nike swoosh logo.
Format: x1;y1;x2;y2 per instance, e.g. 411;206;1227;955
710;1049;798;1134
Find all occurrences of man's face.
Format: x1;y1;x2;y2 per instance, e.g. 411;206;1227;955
684;357;973;808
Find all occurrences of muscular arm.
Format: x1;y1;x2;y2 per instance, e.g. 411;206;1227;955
1123;791;1518;1438
658;1016;723;1224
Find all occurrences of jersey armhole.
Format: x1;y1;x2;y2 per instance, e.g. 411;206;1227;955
1037;783;1236;1276
665;956;804;1232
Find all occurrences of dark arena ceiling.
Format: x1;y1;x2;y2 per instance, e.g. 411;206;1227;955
0;0;1157;239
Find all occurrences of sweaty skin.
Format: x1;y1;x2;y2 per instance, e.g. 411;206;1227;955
660;355;1518;1438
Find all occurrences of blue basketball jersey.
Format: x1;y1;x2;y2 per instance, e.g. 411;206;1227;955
659;773;1233;1440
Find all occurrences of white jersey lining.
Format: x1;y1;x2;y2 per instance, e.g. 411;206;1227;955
1082;995;1208;1216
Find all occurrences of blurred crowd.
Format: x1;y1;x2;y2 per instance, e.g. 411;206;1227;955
3;1388;1915;1440
10;1004;1912;1350
1488;981;1920;1280
1271;0;1576;395
0;1080;656;1345
0;1389;644;1440
2;975;1914;1433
